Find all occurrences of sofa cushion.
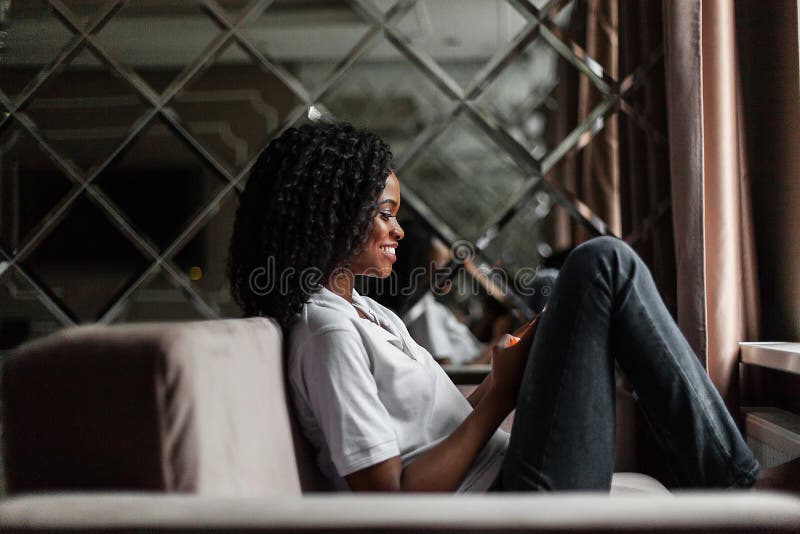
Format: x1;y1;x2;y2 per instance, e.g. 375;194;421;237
2;318;301;497
610;473;671;494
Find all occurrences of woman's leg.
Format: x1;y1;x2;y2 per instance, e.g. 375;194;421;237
499;236;760;491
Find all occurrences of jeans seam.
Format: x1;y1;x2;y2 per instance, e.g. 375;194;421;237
619;282;684;470
538;269;607;482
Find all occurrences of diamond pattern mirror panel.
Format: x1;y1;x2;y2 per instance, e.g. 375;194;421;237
0;0;666;346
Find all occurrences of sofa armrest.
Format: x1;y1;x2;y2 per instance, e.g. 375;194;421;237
1;319;300;497
1;493;799;532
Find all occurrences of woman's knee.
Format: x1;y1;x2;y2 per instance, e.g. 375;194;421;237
569;236;634;265
559;236;637;282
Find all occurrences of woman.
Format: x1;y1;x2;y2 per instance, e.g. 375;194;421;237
229;121;760;492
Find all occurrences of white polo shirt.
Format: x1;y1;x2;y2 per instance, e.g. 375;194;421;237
287;286;509;492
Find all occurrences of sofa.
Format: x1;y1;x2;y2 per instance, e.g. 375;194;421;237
1;317;799;532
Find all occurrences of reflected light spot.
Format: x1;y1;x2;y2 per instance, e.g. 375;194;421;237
189;266;202;281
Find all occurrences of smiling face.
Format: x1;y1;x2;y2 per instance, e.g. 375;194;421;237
347;172;404;278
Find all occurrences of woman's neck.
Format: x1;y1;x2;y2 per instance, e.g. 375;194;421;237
326;269;355;303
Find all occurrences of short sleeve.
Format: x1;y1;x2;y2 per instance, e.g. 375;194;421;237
296;328;400;476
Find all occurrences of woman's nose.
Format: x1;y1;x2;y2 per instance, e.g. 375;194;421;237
391;220;404;240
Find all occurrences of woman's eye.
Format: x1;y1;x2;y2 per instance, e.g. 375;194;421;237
379;211;393;221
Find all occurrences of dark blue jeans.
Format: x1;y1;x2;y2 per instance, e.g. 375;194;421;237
498;236;760;491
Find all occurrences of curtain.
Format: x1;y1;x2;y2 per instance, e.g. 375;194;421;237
664;0;761;414
578;0;620;237
662;1;706;365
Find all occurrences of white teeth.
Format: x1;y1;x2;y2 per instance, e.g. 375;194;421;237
381;246;396;254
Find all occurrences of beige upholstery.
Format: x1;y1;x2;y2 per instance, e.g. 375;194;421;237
2;319;302;496
2;493;800;533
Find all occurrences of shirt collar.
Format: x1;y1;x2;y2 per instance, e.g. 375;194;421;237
309;286;358;316
308;287;383;328
310;286;410;355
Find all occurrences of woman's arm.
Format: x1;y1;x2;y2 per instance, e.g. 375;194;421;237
346;384;515;492
346;320;538;492
466;371;492;408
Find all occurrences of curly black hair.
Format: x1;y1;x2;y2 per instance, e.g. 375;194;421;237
228;122;394;326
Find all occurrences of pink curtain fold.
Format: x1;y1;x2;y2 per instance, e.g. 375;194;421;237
701;0;754;411
663;0;706;363
664;0;761;414
578;0;621;238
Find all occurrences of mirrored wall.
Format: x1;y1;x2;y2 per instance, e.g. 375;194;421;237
0;0;669;349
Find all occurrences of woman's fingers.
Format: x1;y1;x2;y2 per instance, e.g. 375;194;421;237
495;333;519;349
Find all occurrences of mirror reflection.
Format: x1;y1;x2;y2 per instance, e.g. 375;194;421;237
1;0;667;363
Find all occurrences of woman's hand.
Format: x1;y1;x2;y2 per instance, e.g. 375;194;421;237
488;314;541;411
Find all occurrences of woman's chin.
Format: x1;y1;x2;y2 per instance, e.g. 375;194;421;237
358;266;393;279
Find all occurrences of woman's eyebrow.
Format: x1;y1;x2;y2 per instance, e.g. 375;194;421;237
378;199;398;206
